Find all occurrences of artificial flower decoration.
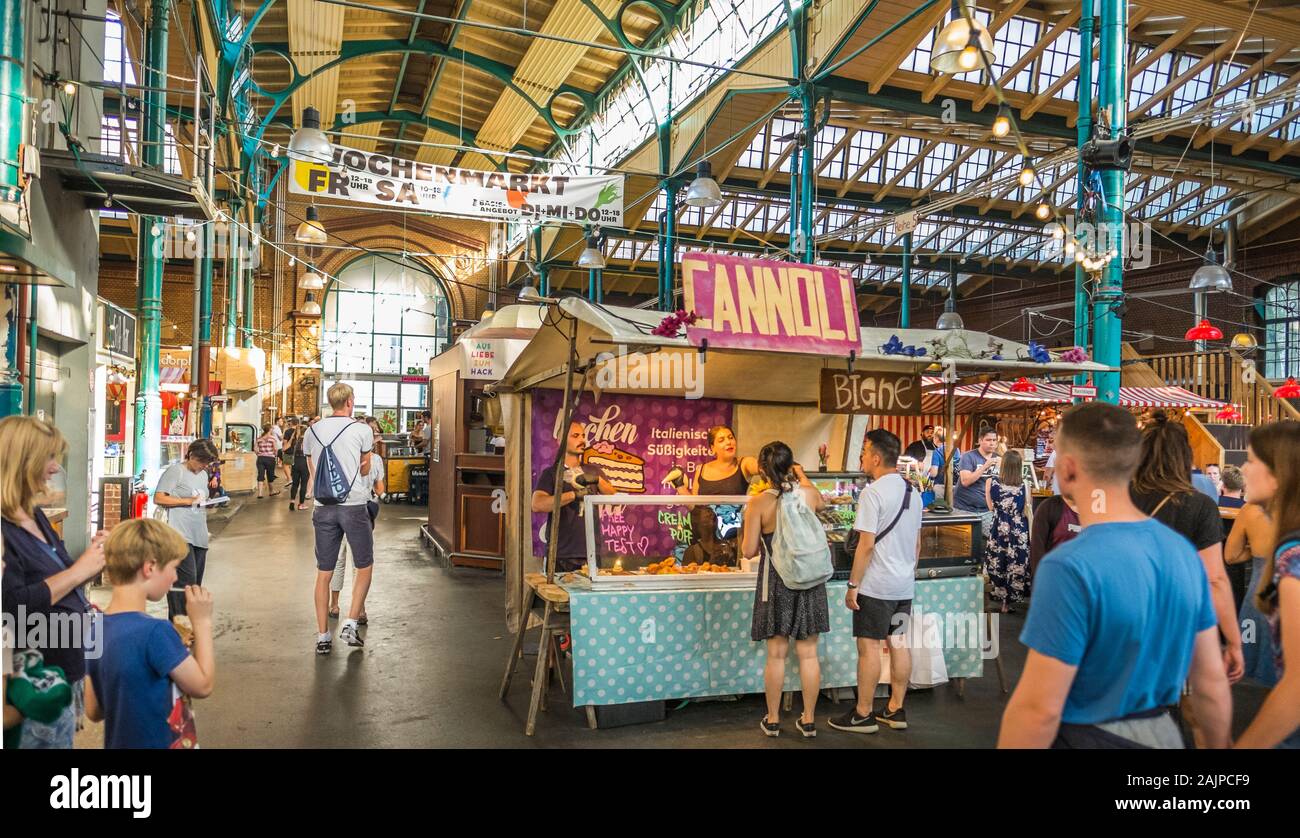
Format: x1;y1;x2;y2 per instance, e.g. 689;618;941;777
1215;404;1243;422
1010;377;1037;393
1275;376;1300;399
1184;319;1224;341
652;309;699;338
880;334;927;357
1059;346;1090;364
1020;340;1051;364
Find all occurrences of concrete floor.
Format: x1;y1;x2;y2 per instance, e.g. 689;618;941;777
79;497;1270;748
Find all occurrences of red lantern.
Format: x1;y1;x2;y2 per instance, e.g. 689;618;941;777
1010;377;1037;393
1215;404;1243;422
1275;377;1300;399
1184;319;1223;341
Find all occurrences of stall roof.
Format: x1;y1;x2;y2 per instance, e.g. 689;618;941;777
495;298;1112;403
919;377;1224;412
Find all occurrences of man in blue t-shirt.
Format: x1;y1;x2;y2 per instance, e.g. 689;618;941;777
998;401;1231;749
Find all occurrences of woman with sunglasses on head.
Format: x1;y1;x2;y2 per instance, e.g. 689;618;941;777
671;425;767;567
1236;421;1300;748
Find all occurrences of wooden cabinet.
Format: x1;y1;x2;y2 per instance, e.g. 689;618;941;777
450;454;505;570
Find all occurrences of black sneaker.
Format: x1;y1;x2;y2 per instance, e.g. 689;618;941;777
796;720;817;738
880;707;908;729
828;710;879;734
289;501;296;511
759;717;781;737
316;638;332;655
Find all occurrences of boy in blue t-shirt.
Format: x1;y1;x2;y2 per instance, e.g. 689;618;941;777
998;402;1231;749
85;519;216;749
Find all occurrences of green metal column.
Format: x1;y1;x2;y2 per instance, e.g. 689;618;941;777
587;268;602;303
1074;1;1095;389
242;259;254;349
1092;0;1126;404
900;232;912;328
198;221;214;436
657;120;676;312
134;0;170;484
26;282;35;413
224;246;238;346
790;3;815;263
533;225;548;296
0;0;25;416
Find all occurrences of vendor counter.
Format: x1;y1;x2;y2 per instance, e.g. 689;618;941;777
561;575;985;708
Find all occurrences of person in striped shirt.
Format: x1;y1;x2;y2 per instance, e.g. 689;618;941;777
255;424;282;499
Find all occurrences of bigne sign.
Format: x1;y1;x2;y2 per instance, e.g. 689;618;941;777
680;253;861;356
289;145;624;226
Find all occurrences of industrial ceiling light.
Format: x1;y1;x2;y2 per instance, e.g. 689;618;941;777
1230;332;1257;351
1010;377;1037;393
518;285;546;304
577;233;606;270
931;0;995;75
295;206;327;245
992;104;1012;138
287;106;334;165
1188;243;1232;292
685;160;723;208
1275;376;1300;399
1215;404;1243;422
297;269;325;290
300;291;322;316
1184;319;1223;342
936;297;964;331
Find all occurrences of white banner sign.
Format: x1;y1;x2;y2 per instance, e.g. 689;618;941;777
289;146;624;226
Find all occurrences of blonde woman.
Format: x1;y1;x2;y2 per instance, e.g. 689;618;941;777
0;416;106;748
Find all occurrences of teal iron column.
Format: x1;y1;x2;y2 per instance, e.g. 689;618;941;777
656;120;677;312
790;1;815;263
134;0;170;484
900;232;912;328
198;220;214;436
533;225;548;296
0;0;24;416
224;246;239;346
1074;0;1095;390
1092;0;1126;404
242;254;254;349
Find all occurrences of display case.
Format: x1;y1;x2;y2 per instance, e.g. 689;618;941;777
806;471;869;577
917;511;983;578
579;494;757;590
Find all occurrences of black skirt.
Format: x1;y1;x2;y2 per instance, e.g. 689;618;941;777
750;533;830;641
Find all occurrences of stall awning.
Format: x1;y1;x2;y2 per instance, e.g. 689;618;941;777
919;377;1223;412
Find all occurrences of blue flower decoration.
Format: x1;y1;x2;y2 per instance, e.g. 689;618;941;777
881;335;926;357
1023;341;1051;364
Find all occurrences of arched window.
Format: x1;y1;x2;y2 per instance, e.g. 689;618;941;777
320;254;451;432
1264;280;1300;379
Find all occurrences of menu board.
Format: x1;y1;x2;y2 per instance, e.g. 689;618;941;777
530;391;732;559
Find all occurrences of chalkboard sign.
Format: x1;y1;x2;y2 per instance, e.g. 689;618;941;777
819;368;921;416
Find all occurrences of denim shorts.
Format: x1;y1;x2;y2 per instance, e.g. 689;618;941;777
312;503;375;571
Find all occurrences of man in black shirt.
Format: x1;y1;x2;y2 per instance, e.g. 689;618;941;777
903;425;936;464
532;421;615;573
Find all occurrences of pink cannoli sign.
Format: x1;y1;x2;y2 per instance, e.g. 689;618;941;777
680;252;861;355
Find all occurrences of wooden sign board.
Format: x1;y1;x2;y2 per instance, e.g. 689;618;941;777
819;368;922;416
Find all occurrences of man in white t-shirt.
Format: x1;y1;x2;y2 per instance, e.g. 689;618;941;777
830;428;923;736
302;383;375;655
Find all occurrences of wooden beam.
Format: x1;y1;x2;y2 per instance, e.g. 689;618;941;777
1021;8;1151;121
1232;100;1300;155
837;134;899;198
1242;194;1300;242
1184;44;1293;146
869;2;952;95
1130;39;1241;121
874;139;940;201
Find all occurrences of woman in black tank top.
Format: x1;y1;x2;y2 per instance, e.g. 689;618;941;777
676;426;760;566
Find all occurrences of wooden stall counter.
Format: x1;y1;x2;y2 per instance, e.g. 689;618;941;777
451;453;506;570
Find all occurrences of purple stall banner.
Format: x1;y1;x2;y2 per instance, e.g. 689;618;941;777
680;252;861;356
531;391;733;561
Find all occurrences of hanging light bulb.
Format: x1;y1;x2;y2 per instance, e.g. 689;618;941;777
150;223;162;237
298;269;325;290
992;104;1012;138
186;229;196;242
1018;160;1036;188
301;291;322;316
295;206;327;244
685;160;723;208
1049;223;1065;241
1035;202;1051;221
577;233;606;270
930;0;995;74
288;256;296;268
63;80;76;96
287;106;334;165
1064;239;1076;255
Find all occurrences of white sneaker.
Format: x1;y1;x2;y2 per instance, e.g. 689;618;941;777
340;623;364;647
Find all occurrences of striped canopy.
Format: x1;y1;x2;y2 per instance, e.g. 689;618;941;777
918;377;1223;413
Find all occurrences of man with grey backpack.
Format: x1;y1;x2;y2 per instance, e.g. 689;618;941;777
743;442;832;739
303;383;375;655
831;428;923;736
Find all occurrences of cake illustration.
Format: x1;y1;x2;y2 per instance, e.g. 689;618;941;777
583;442;646;493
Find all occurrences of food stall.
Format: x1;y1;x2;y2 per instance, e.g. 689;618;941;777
494;253;1112;717
422;304;541;569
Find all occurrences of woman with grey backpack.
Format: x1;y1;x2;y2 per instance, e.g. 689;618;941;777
742;441;831;739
